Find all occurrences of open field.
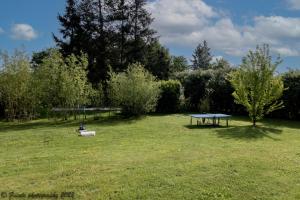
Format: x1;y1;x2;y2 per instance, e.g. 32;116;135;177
0;114;300;199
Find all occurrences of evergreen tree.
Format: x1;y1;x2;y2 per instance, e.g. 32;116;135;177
145;41;171;80
191;40;212;70
54;0;157;84
53;0;85;56
170;56;189;73
126;0;157;65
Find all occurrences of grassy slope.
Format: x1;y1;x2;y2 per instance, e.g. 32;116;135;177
0;114;300;200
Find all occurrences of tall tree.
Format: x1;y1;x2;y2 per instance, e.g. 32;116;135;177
145;41;171;80
170;56;189;73
191;40;212;70
53;0;85;56
54;0;157;84
126;0;156;65
229;45;284;126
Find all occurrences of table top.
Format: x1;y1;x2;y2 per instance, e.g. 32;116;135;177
190;114;231;118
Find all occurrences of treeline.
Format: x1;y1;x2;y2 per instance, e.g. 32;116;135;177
0;0;299;121
1;44;299;121
0;49;96;120
53;0;176;83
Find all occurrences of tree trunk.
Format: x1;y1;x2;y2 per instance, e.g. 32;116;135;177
253;118;256;127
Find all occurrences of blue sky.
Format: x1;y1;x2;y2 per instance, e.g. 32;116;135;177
1;0;300;71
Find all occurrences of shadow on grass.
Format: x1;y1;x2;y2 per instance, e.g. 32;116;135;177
0;114;142;133
215;125;282;141
184;124;228;130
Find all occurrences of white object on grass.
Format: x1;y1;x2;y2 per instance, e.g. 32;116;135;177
79;130;96;136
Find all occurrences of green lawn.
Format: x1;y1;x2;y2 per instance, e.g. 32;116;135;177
1;114;300;200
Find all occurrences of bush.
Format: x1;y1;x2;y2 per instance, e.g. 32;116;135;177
156;80;181;113
0;50;38;120
181;68;237;113
108;63;160;116
182;70;213;111
282;70;300;120
271;70;300;120
34;50;95;119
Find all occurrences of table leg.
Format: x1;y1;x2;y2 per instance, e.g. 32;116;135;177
226;119;228;127
190;117;192;125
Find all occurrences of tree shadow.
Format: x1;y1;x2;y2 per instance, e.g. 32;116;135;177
260;118;300;129
215;125;283;141
184;124;228;130
0;114;142;133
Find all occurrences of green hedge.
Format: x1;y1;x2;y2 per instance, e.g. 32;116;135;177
156;80;181;113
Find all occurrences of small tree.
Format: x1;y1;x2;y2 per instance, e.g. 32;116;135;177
34;50;94;119
229;45;284;126
0;49;37;120
191;40;212;70
108;63;160;116
170;56;189;73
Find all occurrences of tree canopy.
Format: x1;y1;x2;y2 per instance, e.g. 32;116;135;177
229;45;284;126
191;40;212;70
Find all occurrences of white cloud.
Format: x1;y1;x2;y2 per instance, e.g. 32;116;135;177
272;47;299;56
11;24;38;41
148;0;300;57
211;55;223;63
0;27;4;34
286;0;300;10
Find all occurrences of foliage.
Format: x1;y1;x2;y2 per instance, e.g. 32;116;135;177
0;50;37;120
170;56;189;73
191;40;212;70
34;50;95;114
278;70;300;120
54;0;157;84
228;45;284;126
211;58;231;70
205;68;236;113
183;70;213;111
181;68;235;113
108;63;160;116
156;80;182;113
145;41;171;80
31;48;57;69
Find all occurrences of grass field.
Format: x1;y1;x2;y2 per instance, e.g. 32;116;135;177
0;114;300;200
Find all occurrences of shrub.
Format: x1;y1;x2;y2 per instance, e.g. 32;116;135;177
180;67;240;113
108;63;160;116
34;50;95;119
0;50;38;120
183;70;212;111
156;80;181;113
272;70;300;120
282;70;300;120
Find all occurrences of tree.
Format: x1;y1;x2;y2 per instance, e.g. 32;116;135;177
191;40;212;70
0;49;37;120
53;0;85;57
211;58;231;70
54;0;157;84
126;0;156;65
156;80;181;113
170;56;189;73
228;45;284;126
108;63;160;116
34;49;95;119
145;41;171;80
31;48;57;69
281;70;300;120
